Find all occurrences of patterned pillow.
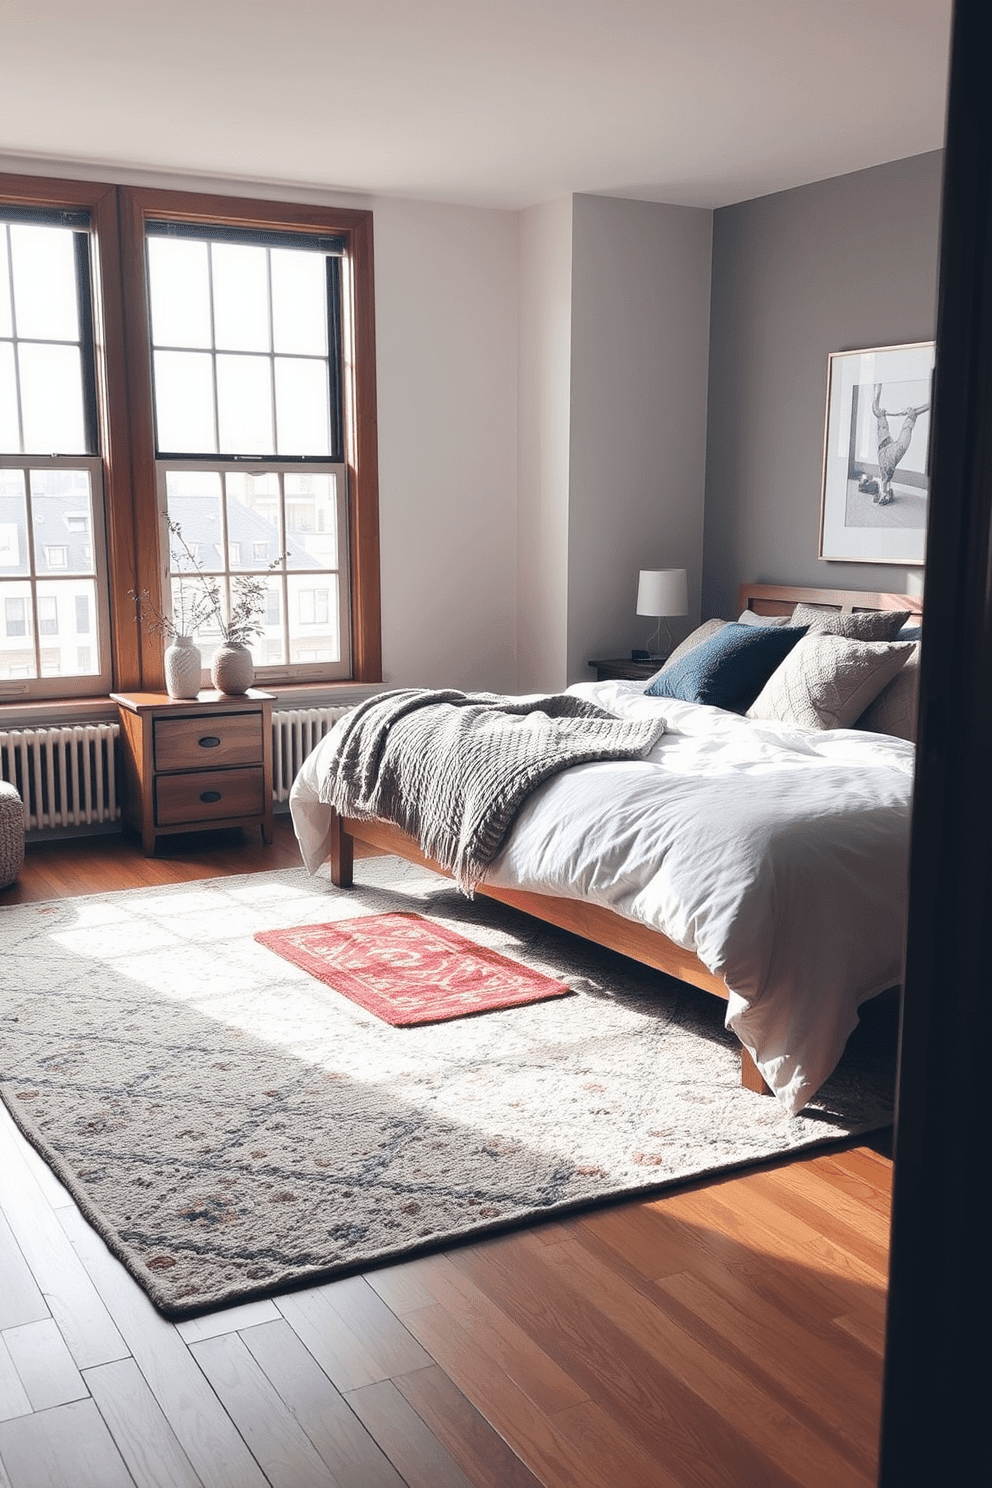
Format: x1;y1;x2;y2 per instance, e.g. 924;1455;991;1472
646;622;809;713
747;634;915;731
791;602;910;642
856;643;921;740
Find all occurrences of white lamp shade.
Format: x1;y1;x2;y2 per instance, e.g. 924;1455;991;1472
636;568;688;618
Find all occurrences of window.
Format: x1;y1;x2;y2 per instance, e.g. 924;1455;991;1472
1;203;112;695
38;595;57;635
4;596;26;636
0;175;381;701
147;222;351;679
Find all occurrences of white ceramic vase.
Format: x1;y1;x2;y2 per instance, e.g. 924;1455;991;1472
163;635;202;700
210;641;254;695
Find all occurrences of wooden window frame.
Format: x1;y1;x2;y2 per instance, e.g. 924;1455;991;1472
0;173;382;703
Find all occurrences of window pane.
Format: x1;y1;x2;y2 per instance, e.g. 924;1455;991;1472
217;353;274;454
165;469;223;571
284;472;338;569
18;343;86;453
9;224;79;342
0;229;11;339
225;473;281;569
147;238;211;349
0;469;28;572
245;575;284;665
212;243;270;352
154;350;216;453
271;248;327;356
288;572;340;663
0;578;35;678
30;469;95;574
35;580;99;675
0;342;18;451
275;358;330;456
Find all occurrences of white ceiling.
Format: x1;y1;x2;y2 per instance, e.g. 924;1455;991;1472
0;0;952;210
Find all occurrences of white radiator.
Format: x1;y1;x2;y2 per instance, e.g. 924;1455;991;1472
0;724;120;830
0;705;349;832
271;706;348;802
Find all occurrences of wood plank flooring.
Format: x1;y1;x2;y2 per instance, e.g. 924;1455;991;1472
0;820;892;1487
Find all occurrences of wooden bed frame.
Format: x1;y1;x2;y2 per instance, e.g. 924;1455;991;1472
327;582;921;1094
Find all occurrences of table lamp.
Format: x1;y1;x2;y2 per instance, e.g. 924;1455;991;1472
636;568;688;659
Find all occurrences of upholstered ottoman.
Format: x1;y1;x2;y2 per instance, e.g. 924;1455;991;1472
0;780;25;888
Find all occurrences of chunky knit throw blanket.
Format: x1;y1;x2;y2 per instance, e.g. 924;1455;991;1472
320;688;666;890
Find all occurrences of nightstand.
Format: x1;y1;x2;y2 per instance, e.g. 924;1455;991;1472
111;690;275;856
587;657;663;682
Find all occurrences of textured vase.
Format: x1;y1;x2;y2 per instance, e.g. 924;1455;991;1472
210;641;254;695
163;635;202;700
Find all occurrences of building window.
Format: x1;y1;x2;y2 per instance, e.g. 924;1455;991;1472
4;596;26;636
38;595;58;635
44;544;69;568
75;594;90;633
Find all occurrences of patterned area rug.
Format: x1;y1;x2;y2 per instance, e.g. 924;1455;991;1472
254;912;573;1024
0;857;896;1318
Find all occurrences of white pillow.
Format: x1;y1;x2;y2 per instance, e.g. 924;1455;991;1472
747;634;915;731
737;609;792;627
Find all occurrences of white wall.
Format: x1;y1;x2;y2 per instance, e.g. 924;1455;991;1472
516;197;573;693
566;195;713;680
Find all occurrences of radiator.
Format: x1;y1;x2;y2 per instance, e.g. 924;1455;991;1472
0;724;120;830
270;706;348;802
0;705;350;832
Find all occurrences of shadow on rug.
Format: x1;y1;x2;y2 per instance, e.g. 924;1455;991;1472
0;857;896;1318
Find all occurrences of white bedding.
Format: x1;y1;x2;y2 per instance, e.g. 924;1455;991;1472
290;680;913;1114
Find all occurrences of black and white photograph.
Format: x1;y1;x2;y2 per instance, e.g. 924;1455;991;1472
819;341;935;563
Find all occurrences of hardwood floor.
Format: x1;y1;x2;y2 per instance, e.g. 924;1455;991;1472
0;820;891;1487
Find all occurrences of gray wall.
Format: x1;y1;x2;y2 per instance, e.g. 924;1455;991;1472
567;194;712;679
702;151;943;619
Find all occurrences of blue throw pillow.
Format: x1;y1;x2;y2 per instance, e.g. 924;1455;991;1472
645;622;808;712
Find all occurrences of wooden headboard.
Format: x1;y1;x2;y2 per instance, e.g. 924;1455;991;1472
739;582;923;620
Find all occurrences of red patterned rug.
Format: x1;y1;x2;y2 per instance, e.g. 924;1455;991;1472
254;912;573;1024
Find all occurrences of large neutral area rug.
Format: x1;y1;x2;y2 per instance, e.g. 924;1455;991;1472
0;857;896;1318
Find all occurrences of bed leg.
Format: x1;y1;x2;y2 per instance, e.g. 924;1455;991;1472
740;1046;773;1096
328;810;354;888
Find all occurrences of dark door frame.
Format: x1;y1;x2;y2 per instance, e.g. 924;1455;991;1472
879;1;991;1479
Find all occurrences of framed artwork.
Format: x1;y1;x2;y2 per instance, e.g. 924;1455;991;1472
819;341;935;564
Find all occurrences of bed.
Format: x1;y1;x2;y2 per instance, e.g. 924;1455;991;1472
290;583;921;1114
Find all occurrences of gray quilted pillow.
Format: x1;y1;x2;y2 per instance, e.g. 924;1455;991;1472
792;602;911;642
747;634;915;731
651;618;728;676
856;643;921;740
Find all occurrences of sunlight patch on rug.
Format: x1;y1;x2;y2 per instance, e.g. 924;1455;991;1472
0;858;895;1317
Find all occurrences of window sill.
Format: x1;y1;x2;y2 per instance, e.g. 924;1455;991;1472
0;679;386;731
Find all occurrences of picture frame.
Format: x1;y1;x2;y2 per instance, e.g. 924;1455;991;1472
819;340;935;564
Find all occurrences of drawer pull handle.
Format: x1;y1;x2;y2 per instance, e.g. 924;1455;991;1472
200;790;223;803
198;735;221;749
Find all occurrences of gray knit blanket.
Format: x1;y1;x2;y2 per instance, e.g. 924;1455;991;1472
320;688;666;890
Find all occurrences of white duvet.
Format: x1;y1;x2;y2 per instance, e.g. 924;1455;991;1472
290;680;913;1114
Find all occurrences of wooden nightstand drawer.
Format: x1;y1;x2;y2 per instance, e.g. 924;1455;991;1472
154;712;264;772
155;767;265;827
